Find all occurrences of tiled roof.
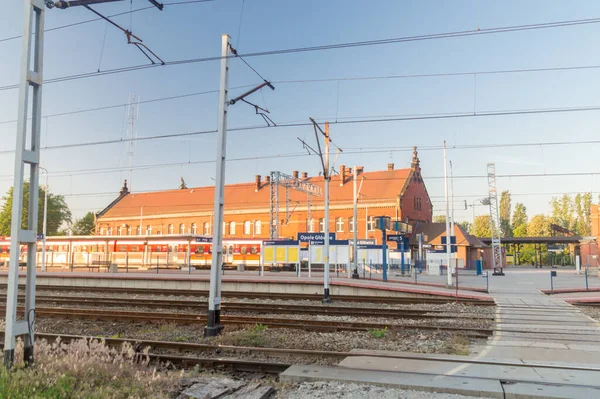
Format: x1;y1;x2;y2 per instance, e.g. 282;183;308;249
409;222;487;248
101;168;412;218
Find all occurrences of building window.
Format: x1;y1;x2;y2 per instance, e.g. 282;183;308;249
319;218;325;232
179;224;185;234
136;225;141;235
243;221;251;235
308;219;315;233
117;226;122;236
191;223;197;234
168;224;174;235
126;226;131;236
254;220;261;235
100;227;105;235
229;221;236;235
203;222;210;235
146;225;152;235
367;216;375;231
349;217;354;232
336;217;344;232
414;197;422;210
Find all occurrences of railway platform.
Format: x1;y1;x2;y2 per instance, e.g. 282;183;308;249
282;269;600;398
0;270;491;301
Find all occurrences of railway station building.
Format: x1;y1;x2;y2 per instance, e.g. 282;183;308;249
95;148;433;244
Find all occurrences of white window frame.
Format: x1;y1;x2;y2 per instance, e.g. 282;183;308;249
191;223;197;234
336;217;344;232
254;220;261;235
229;221;236;235
146;225;152;235
367;216;375;231
168;224;174;235
319;218;325;233
349;216;354;232
243;221;251;235
179;223;185;234
203;222;210;236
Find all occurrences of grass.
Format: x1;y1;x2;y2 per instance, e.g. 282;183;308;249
218;326;268;347
254;323;268;332
441;334;471;356
0;338;181;399
368;327;388;339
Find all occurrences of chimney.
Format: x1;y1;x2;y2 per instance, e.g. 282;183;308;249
302;172;308;180
292;170;299;179
255;175;261;191
388;163;394;171
265;175;271;184
356;166;364;175
411;146;420;169
339;165;346;186
119;179;129;196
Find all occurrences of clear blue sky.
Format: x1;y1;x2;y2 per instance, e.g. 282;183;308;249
2;0;600;224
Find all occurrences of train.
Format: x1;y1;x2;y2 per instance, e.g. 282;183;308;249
0;234;264;270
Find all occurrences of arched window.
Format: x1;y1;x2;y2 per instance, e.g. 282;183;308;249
254;220;261;235
146;225;152;235
136;225;141;235
319;218;325;232
99;227;105;236
349;217;354;232
168;224;174;235
243;221;251;235
229;221;236;235
107;227;112;235
203;222;210;235
336;217;344;232
126;226;131;236
191;223;197;234
308;219;315;233
117;226;122;236
179;224;185;234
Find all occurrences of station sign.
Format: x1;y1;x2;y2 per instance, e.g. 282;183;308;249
297;232;336;242
195;236;212;243
357;244;383;250
309;239;349;246
263;240;299;246
355;239;376;245
37;234;44;240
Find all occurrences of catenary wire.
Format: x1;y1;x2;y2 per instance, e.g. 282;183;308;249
2;16;600;91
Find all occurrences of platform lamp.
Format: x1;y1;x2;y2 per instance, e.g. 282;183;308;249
374;216;391;281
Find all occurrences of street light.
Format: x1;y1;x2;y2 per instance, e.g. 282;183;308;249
40;167;48;272
470;197;491;225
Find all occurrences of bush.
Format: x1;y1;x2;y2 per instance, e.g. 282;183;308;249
368;327;388;339
0;338;181;399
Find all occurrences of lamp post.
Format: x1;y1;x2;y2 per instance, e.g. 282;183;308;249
40;167;48;272
470;197;491;226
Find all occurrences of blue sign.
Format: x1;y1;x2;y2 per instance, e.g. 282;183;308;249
37;234;44;240
263;240;299;246
357;244;383;250
297;232;336;242
387;234;404;242
309;239;349;246
195;236;213;243
356;239;376;245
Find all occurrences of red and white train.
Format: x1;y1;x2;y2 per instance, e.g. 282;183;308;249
0;235;263;270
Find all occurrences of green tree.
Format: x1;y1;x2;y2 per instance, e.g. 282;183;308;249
574;193;592;235
433;215;446;223
457;221;472;234
0;183;72;236
512;203;528;237
527;214;551;236
499;190;512;237
550;194;574;232
473;215;492;237
72;212;96;236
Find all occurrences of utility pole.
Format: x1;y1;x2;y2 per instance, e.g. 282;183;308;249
205;34;231;337
450;160;455;238
444;141;453;286
41;167;48;272
323;122;331;303
5;0;45;368
352;166;358;278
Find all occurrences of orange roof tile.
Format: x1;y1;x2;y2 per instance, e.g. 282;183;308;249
101;168;412;219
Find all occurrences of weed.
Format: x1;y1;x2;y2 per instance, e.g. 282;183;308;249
174;336;189;342
368;327;388;339
254;323;268;332
441;334;470;356
110;333;120;339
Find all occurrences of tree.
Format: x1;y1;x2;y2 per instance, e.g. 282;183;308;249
457;221;472;234
527;214;551;236
512;203;528;237
574;193;592;235
473;215;492;237
499;190;512;237
179;177;187;190
550;194;574;232
0;182;72;236
433;215;446;223
72;212;96;236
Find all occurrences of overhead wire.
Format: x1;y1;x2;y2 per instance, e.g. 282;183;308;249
3;16;600;91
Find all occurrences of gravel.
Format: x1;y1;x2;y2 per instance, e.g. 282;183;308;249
577;306;600;321
277;381;495;399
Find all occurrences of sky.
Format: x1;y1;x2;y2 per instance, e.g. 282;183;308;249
2;0;600;225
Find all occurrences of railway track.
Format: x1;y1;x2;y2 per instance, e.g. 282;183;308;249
0;284;494;305
0;306;494;337
13;294;495;320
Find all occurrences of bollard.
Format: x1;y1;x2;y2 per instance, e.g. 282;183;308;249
586;268;589;292
550;270;557;293
482;271;489;292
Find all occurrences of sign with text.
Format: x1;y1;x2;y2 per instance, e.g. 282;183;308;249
309;239;349;246
297;232;336;242
263;240;300;246
195;236;213;243
355;239;376;245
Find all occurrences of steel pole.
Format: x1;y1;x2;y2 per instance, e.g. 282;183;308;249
323;123;331;303
352;165;358;278
41;167;48;272
205;34;230;337
444;141;453;286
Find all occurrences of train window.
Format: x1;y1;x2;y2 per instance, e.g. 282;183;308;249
118;246;127;252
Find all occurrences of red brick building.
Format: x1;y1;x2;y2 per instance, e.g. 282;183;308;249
95;148;432;243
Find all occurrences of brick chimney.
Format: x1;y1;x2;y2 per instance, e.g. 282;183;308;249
388;163;394;171
255;175;261;191
411;146;420;169
292;170;299;179
302;172;308;180
339;165;346;186
356;166;364;175
119;180;129;195
265;175;271;184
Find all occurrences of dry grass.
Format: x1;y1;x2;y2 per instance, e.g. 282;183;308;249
440;334;471;356
0;337;182;399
